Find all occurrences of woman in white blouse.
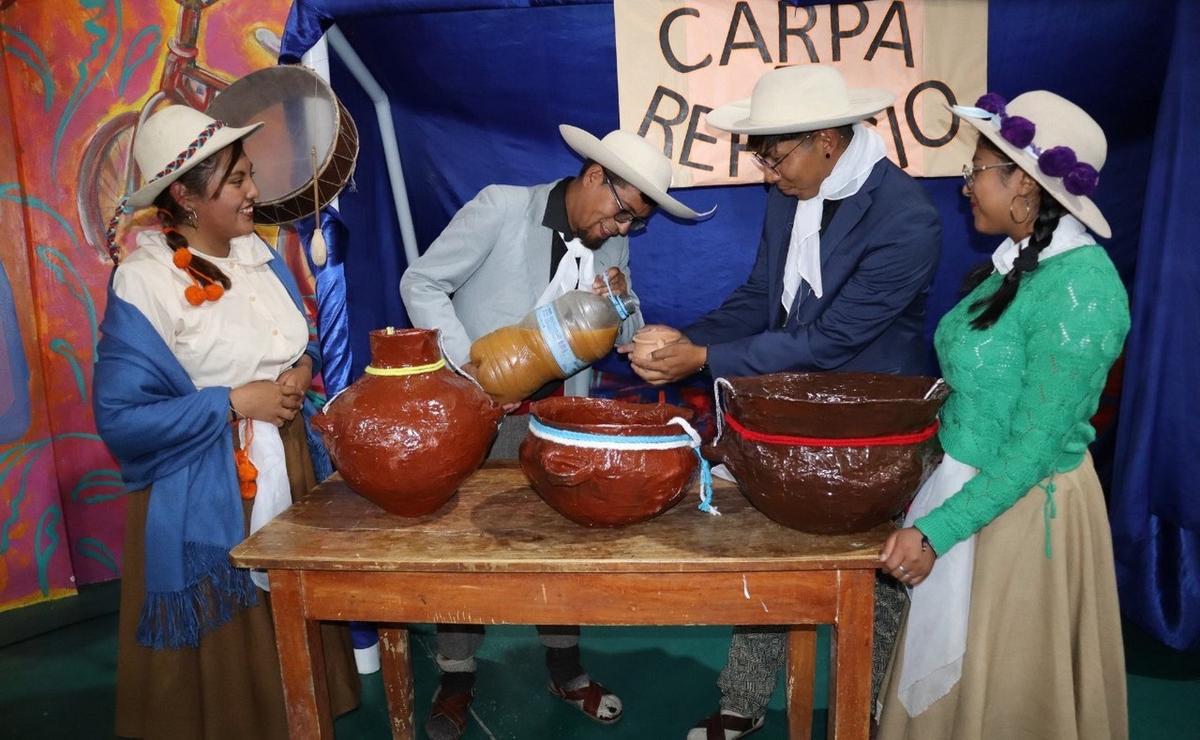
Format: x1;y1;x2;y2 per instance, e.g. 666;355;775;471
94;105;359;740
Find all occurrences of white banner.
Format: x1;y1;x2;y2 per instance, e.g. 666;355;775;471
615;0;989;185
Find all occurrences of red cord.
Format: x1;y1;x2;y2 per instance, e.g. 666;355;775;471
724;414;938;447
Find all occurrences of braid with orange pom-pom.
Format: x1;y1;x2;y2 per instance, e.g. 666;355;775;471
162;223;229;306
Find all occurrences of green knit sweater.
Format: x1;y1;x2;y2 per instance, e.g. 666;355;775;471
915;246;1130;556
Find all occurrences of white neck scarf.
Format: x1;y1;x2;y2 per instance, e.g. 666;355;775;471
782;123;887;314
537;234;594;307
991;214;1094;275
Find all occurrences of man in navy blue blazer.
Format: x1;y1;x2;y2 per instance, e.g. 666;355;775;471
627;66;942;740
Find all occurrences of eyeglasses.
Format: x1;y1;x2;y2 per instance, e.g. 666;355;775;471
961;162;1017;189
751;134;814;175
604;175;648;232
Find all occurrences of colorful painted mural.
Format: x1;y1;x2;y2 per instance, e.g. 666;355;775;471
0;0;304;612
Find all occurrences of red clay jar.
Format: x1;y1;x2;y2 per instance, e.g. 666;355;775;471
520;397;699;527
704;372;948;534
312;328;503;516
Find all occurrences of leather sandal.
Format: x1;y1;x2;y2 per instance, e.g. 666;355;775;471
426;687;474;740
692;711;765;740
547;679;623;724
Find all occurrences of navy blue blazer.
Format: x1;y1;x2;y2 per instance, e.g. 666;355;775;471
685;159;941;378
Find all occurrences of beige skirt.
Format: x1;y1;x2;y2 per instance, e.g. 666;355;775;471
878;453;1127;740
115;417;361;740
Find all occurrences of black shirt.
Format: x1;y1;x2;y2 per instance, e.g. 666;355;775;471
821;197;842;235
529;177;576;400
542;177;574;281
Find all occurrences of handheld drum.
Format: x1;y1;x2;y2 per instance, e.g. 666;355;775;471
207;64;359;227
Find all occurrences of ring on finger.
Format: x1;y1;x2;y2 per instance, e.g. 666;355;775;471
897;564;908;574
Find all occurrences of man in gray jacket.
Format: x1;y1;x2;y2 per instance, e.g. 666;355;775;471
400;124;710;739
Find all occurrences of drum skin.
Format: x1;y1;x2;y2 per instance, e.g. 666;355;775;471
207;64;359;225
312;329;503;517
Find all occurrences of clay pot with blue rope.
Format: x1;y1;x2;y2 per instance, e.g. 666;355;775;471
312;327;503;516
519;397;717;527
704;373;949;534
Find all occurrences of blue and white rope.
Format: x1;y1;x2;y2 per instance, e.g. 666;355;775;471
602;271;631;321
528;415;718;515
712;377;735;444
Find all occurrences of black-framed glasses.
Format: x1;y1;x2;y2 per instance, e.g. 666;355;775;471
751;133;814;175
604;175;648;232
961;162;1017;189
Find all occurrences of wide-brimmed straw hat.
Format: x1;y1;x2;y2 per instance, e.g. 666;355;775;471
950;90;1110;239
105;105;262;263
706;65;893;135
126;105;262;209
559;125;714;220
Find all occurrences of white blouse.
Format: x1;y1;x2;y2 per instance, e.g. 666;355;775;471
113;230;310;390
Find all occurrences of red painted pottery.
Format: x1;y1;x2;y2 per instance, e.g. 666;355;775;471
312;328;503;516
705;373;948;534
520;397;699;527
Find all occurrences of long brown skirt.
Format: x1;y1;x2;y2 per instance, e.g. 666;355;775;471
115;417;361;740
877;454;1127;740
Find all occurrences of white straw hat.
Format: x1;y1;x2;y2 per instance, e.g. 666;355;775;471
950;90;1110;239
706;65;893;135
126;105;262;208
105;105;262;263
559;125;714;220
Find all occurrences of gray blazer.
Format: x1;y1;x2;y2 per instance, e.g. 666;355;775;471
400;181;644;397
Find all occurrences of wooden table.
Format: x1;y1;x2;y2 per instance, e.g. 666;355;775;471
230;463;888;739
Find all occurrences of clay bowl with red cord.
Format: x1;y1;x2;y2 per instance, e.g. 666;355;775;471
704;373;948;534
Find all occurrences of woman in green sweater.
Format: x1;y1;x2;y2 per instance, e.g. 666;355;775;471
876;91;1130;740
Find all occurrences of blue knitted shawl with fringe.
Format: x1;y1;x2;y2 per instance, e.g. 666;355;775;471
93;247;319;649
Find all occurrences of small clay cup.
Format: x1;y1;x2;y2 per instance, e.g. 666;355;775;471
629;326;683;364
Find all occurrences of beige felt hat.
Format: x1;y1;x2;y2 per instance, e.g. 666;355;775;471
559;125;714;220
706;65;893;135
950;90;1110;239
105;106;262;263
125;105;263;209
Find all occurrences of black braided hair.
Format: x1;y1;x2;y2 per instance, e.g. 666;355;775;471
965;194;1067;330
151;139;245;290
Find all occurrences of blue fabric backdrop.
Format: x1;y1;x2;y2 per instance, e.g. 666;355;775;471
280;0;1195;648
281;0;1168;374
1108;0;1200;652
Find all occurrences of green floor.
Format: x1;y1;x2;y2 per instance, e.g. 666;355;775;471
1;593;1197;739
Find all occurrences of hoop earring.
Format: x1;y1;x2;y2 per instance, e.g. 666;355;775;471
1009;196;1032;224
184;207;198;228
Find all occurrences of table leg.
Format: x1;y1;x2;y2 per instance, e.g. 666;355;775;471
786;625;817;740
379;625;415;740
268;570;333;738
828;570;875;740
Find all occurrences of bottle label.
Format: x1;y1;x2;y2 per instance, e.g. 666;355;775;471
535;304;586;377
